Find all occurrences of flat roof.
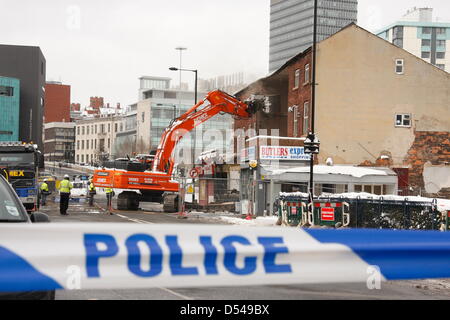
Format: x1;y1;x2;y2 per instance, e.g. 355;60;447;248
376;21;450;34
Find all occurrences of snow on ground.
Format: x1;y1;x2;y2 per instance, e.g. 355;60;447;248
271;165;391;178
188;211;279;227
218;215;279;227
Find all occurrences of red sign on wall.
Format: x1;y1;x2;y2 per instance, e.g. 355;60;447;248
321;207;335;221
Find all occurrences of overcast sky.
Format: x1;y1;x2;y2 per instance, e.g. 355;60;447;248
1;0;449;107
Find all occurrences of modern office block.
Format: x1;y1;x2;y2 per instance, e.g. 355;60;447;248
0;45;46;147
269;0;358;72
0;76;20;141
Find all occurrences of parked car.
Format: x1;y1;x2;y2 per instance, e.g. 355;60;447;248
0;174;55;300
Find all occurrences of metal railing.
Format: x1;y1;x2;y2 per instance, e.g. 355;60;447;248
278;194;444;231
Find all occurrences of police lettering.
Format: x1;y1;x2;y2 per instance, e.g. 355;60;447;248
83;234;292;278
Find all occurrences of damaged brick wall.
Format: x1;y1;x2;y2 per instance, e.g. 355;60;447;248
405;131;450;197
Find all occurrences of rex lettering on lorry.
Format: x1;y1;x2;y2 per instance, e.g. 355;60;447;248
0;142;41;212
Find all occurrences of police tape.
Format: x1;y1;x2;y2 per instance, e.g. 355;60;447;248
1;223;450;292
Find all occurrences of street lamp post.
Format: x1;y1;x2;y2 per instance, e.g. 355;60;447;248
309;0;318;204
169;67;198;104
169;67;198;205
175;47;187;90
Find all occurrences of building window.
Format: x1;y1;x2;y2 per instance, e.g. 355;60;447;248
421;39;431;46
436;28;446;35
303;102;309;135
164;91;177;99
395;59;404;74
142;112;145;123
77;141;80;150
395;114;411;127
304;64;310;84
437;40;446;48
437;64;446;70
108;123;111;133
115;123;118;133
421;52;430;59
81;140;85;149
422;27;432;34
393;26;404;48
82;126;85;135
0;86;13;96
436;52;446;59
294;69;300;89
393;26;404;38
354;185;385;195
95;125;97;134
393;39;403;48
77;126;80;135
87;126;90;135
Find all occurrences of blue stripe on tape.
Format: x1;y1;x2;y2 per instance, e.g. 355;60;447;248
0;246;63;292
305;229;450;281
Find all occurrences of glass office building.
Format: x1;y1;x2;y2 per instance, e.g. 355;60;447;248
269;0;358;72
0;76;20;141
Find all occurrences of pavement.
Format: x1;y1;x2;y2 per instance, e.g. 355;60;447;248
36;194;450;300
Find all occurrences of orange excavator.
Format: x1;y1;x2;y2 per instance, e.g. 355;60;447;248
93;90;267;211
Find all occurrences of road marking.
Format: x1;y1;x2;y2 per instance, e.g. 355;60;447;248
158;287;194;300
93;203;153;224
114;214;153;225
114;212;193;300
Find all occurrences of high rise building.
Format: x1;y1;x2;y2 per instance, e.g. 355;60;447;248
44;82;71;123
0;76;20;141
269;0;358;72
0;45;46;148
376;8;450;72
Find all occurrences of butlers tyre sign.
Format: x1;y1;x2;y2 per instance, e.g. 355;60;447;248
260;146;311;161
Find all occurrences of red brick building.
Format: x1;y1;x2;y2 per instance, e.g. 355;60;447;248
70;103;81;112
286;48;312;138
44;82;71;123
90;97;104;110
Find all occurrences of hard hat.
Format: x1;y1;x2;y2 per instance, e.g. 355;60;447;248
44;179;48;182
64;174;70;178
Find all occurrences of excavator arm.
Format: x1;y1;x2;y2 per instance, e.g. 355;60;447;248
152;90;259;174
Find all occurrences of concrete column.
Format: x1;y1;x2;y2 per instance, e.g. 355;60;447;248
269;179;274;216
